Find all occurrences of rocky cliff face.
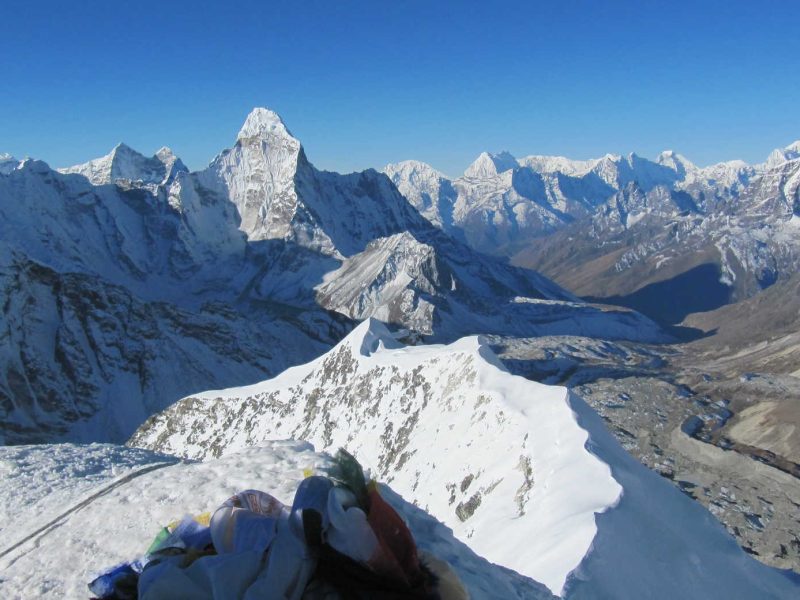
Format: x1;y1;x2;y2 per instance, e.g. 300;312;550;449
0;250;351;444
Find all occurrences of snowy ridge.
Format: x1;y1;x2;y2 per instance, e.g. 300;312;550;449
463;151;519;179
130;320;798;597
130;320;620;592
313;232;665;341
59;143;187;187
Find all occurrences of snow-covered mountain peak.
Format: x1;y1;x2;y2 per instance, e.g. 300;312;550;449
0;152;19;174
236;106;296;144
463;151;518;179
600;152;623;163
765;140;800;169
340;316;404;357
383;160;456;230
195;107;309;243
383;160;457;229
384;159;447;182
517;154;598;176
155;145;176;161
656;149;697;172
131;323;623;594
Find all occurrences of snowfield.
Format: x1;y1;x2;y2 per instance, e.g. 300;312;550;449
0;442;553;600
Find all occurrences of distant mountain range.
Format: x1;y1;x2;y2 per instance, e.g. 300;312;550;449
387;140;800;323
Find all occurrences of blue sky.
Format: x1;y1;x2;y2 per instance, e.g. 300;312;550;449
2;0;799;177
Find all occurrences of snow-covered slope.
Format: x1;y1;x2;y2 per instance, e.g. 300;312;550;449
0;247;350;444
0;153;19;175
130;320;798;598
0;441;553;600
386;149;690;256
197;107;432;256
384;160;458;231
764;140;800;169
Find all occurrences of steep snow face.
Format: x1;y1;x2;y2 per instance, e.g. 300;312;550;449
0;441;553;600
315;232;443;333
197;108;313;246
130;321;799;598
656;150;698;179
765;140;800;169
587;152;679;192
463;151;518;179
451;160;577;253
201;108;433;257
59;143;187;187
0;159;246;297
384;160;458;231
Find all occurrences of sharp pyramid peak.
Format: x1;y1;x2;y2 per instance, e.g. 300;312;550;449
237;107;297;143
111;142;139;154
464;150;518;178
156;146;176;158
657;149;697;169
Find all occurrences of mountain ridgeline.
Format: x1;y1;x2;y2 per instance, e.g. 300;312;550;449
386;142;800;324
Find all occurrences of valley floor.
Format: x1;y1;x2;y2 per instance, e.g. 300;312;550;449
491;301;800;573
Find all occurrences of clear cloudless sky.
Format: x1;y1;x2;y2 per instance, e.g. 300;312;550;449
1;0;799;177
